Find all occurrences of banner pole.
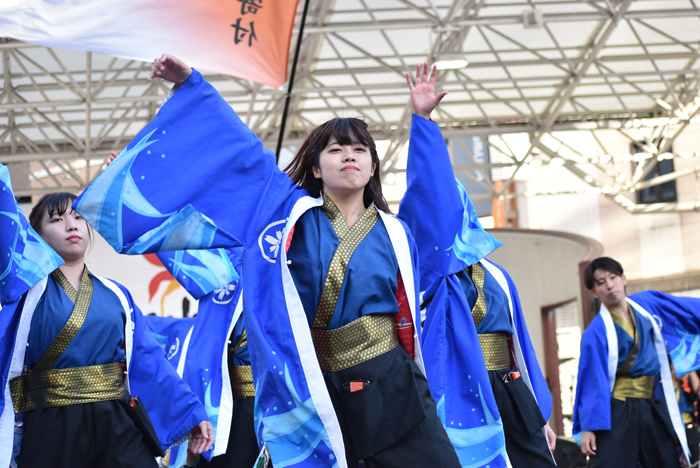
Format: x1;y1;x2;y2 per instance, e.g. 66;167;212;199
275;0;311;164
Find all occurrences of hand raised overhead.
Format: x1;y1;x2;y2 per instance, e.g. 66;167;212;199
405;62;448;120
150;54;192;85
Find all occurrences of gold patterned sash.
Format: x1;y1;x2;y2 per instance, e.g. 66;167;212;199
229;365;255;399
309;194;399;371
612;375;655;400
312;314;399;372
228;330;256;399
11;362;126;413
10;267;125;413
468;263;511;371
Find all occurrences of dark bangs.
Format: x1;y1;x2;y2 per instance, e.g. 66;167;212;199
29;192;78;233
325;118;374;149
285;117;391;213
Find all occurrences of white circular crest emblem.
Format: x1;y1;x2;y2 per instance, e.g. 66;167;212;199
166;337;180;361
258;219;287;263
213;282;237;305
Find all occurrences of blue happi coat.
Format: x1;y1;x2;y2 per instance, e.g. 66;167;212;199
144;315;195;369
572;296;692;463
73;69;424;468
154;247;244;465
0;164;208;466
398;115;553;467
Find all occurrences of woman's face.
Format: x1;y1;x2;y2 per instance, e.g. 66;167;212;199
312;140;375;196
38;208;89;263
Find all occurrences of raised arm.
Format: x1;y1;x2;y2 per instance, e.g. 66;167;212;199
398;64;501;297
74;56;300;255
0;164;63;305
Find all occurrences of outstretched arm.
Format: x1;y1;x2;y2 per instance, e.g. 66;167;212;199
398;64;499;297
75;55;300;254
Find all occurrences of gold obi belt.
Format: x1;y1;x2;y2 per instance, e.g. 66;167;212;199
229;365;255;399
311;314;399;373
10;361;126;414
612;374;655;401
478;333;511;371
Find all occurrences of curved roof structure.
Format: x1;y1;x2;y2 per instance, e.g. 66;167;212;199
1;0;699;213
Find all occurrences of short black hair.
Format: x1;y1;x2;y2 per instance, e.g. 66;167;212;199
583;257;624;290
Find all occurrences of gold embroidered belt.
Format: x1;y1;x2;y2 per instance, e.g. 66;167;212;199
311;314;399;373
229;365;255;399
478;333;511;371
10;361;126;414
612;374;655;401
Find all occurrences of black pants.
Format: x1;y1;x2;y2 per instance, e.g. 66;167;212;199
17;396;158;468
488;367;556;468
324;345;461;468
587;397;681;468
687;424;700;465
199;396;260;468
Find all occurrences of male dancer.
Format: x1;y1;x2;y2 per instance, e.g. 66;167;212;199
573;257;690;467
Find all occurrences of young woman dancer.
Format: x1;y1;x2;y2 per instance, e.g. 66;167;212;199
0;166;213;467
73;55;460;467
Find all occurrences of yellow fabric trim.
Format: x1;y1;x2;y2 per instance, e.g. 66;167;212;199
612;305;639;375
311;314;399;372
36;267;93;370
229;365;255;399
10;361;126;413
478;333;511;371
230;329;248;355
313;194;379;330
612;375;655;401
468;263;488;328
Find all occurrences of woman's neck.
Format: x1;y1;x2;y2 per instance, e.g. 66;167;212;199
59;258;85;291
324;187;366;228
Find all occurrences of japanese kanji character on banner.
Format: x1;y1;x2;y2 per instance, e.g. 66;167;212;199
0;0;300;87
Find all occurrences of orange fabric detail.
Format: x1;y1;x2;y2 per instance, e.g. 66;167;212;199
682;376;691;394
394;273;415;360
285;225;295;253
349;381;365;393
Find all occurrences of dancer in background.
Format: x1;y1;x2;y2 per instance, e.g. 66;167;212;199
73;55;460;468
398;64;556;468
573;257;695;467
0;164;212;467
153;247;260;468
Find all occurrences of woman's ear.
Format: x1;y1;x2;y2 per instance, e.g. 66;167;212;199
312;166;322;179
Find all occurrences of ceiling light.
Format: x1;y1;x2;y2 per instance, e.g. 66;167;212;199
435;54;469;70
656;99;673;111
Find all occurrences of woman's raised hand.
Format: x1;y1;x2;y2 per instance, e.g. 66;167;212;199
405;62;448;120
150;54;192;85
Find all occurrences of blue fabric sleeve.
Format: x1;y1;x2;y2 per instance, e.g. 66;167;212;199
573;317;611;434
74;70;303;255
0;164;63;305
119;283;209;450
398;115;502;299
630;290;700;377
156;247;242;300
